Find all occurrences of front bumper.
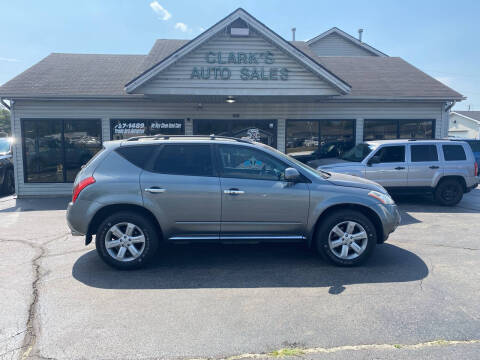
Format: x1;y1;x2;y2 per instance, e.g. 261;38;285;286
378;203;401;242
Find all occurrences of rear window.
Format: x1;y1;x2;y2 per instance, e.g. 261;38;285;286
465;140;480;153
411;145;438;162
116;145;157;169
442;145;466;161
153;144;213;177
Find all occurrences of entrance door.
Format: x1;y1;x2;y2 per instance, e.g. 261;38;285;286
216;144;310;239
365;145;408;187
194;119;277;147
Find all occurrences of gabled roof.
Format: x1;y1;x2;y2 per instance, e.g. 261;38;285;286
0;42;464;101
451;111;480;124
124;8;352;95
0;53;146;98
306;27;387;57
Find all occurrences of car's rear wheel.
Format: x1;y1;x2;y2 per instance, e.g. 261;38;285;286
315;210;377;266
434;179;463;206
2;168;14;195
95;211;159;270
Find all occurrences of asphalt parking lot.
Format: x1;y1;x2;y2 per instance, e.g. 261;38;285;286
1;189;479;360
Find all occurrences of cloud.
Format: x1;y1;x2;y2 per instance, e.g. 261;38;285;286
174;22;189;32
149;1;171;21
199;27;206;32
0;57;19;62
434;76;454;87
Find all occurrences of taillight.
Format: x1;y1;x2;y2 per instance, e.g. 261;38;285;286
72;176;95;203
475;162;478;177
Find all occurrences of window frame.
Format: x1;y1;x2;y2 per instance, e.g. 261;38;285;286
363;119;435;141
21;118;102;183
110;119;185;140
371;145;406;164
409;144;439;163
193;119;278;148
148;143;217;177
285;119;356;157
214;143;301;182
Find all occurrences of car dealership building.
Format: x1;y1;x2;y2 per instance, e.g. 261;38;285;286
0;8;464;197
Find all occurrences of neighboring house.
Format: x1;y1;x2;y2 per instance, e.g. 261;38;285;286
0;8;464;197
449;111;480;139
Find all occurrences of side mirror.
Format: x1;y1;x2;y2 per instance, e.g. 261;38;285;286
368;155;381;166
284;167;301;182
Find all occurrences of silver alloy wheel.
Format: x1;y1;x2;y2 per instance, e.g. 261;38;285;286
105;222;146;262
328;220;368;260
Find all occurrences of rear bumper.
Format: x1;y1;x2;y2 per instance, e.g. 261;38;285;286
66;199;97;236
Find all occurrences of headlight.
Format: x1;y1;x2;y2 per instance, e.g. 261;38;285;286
368;190;395;205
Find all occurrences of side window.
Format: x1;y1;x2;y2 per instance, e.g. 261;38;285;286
217;145;288;181
153;144;213;176
374;146;405;163
411;145;438;162
442;145;466;161
116;145;158;169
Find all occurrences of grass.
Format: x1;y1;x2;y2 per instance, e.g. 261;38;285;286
269;348;305;357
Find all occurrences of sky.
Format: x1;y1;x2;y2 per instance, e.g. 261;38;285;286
0;0;479;110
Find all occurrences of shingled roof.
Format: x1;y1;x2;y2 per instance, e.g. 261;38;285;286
0;39;464;101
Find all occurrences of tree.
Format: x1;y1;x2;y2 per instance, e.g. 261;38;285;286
0;108;11;135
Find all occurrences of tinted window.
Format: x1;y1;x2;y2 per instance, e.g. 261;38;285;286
411;145;438;162
116;145;157;169
22;119;102;183
465;140;480;153
374;146;405;163
443;145;466;161
153;144;213;176
286;120;355;160
218;145;288;181
364;119;434;141
364;120;398;141
194;119;277;147
399;120;434;139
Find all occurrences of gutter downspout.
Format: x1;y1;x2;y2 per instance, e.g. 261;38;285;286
0;97;11;110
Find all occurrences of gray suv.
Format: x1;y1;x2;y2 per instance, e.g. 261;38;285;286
67;136;400;269
311;140;479;206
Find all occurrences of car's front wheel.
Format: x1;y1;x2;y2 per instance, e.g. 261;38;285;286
95;211;159;270
316;210;377;266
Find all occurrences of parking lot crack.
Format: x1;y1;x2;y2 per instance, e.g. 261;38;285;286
183;339;480;360
425;243;479;251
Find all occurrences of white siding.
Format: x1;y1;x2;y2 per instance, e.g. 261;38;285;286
448;113;480;139
309;33;377;57
135;30;340;96
12;99;445;196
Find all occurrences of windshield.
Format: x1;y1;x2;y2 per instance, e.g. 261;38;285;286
340;143;376;162
0;138;11;154
257;142;331;179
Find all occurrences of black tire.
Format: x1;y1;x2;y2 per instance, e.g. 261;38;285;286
2;168;14;195
434;179;463;206
95;211;159;270
315;210;377;267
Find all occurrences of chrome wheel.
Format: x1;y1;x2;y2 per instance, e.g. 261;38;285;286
328;221;368;260
105;222;146;262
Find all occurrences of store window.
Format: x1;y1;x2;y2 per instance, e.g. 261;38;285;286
364;119;434;141
22;119;102;183
286;120;355;162
111;119;184;140
194;120;277;147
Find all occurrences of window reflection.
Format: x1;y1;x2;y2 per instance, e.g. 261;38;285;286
364;119;434;140
194;120;277;147
286;120;355;163
23;119;102;183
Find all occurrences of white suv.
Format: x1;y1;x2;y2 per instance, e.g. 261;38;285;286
310;140;479;206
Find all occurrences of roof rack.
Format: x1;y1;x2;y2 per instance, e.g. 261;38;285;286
125;134;254;144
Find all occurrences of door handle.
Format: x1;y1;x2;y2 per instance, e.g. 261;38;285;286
145;187;166;194
224;188;245;195
394;167;405;170
429;166;439;169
